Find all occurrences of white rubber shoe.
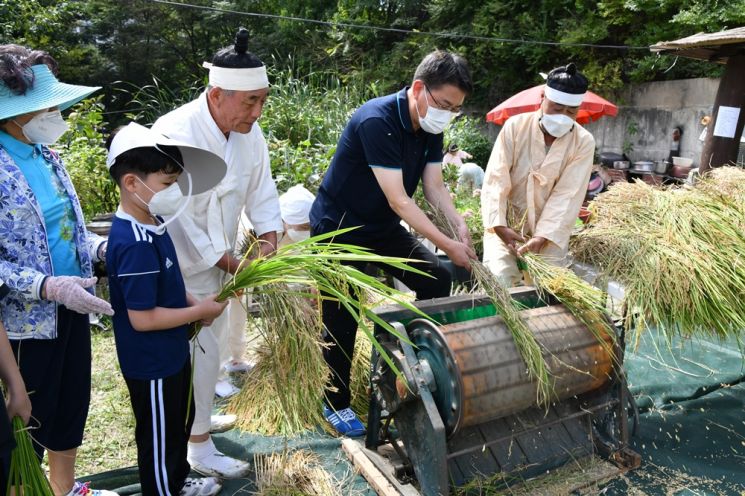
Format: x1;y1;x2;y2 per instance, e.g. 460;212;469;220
180;477;222;496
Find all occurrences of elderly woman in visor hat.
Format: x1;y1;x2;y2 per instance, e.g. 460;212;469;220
0;44;115;496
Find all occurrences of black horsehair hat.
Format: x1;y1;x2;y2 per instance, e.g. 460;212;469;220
545;63;588;106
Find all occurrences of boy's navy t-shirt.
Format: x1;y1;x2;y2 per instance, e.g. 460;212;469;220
107;210;189;380
310;87;444;241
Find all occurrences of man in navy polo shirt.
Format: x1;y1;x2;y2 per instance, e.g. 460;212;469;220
310;50;477;436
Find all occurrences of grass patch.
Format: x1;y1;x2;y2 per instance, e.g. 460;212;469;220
78;325;137;477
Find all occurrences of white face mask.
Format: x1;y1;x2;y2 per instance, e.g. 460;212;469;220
14;109;68;145
134;171;192;234
540;112;575;138
416;87;457;135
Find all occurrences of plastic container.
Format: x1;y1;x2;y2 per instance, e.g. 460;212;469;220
672;156;693;167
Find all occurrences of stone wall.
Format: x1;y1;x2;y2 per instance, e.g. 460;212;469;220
583;77;720;166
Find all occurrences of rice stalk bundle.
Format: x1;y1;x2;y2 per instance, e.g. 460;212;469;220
424;203;554;405
216;228;431;378
226;286;328;435
521;253;618;364
7;416;54;496
349;330;372;421
254;449;341;496
571;180;745;347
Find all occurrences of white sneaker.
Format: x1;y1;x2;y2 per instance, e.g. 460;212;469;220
180;477;222;496
188;451;251;479
215;379;240;398
209;414;237;433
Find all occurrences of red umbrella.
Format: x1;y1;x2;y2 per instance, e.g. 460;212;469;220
486;84;618;125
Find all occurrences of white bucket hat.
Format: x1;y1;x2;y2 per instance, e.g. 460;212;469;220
0;64;100;120
106;122;227;195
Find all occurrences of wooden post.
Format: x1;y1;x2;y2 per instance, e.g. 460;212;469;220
700;53;745;172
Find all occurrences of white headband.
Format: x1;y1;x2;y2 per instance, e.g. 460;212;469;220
203;62;269;91
544;85;585;107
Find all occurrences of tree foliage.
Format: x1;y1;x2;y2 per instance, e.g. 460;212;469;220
2;0;741;114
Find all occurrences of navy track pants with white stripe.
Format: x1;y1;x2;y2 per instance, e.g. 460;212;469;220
125;361;193;495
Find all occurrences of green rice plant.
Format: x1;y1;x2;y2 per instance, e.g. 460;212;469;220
217;228;431;367
571;178;745;348
7;416;54;496
227;287;328;435
424;204;554;406
217;228;432;433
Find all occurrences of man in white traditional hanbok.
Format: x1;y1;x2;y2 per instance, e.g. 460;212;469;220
152;29;282;479
481;63;595;286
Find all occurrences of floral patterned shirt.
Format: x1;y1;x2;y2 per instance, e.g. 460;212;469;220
0;141;105;340
0;131;81;277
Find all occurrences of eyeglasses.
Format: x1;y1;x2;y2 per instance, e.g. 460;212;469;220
425;86;463;114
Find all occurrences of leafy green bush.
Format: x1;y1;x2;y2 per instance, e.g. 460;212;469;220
452;193;483;259
262;67;368;147
59;97;119;220
114;77;205;126
270;139;335;194
261;66;373;194
444;116;493;168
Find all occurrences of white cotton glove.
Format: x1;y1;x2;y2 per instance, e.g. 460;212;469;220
44;276;114;316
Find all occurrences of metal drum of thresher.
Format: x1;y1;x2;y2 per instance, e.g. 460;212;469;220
406;303;615;435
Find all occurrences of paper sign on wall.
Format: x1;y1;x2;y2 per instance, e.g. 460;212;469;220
713;106;740;139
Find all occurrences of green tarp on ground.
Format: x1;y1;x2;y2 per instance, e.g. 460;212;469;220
85;330;745;495
601;331;745;495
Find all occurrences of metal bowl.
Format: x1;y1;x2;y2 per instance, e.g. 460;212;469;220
654;160;670;174
632;161;655;173
613;160;630;170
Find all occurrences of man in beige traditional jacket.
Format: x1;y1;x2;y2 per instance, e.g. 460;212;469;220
481;63;595;285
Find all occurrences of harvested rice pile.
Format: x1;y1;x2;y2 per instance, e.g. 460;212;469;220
227;288;328;435
254;450;341;496
695;166;745;208
571;169;745;347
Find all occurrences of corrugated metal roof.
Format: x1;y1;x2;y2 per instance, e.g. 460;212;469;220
650;26;745;64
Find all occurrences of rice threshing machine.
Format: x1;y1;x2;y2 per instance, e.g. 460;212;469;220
363;288;640;495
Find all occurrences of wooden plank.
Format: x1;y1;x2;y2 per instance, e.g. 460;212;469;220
342;439;412;496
